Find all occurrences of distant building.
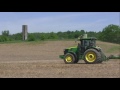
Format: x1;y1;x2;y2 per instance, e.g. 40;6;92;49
22;25;28;40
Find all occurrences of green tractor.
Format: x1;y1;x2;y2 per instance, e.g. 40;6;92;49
59;34;120;64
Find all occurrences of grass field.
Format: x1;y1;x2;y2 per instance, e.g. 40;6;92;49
0;40;119;78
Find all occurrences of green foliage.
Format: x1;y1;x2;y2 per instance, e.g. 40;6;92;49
0;35;9;42
98;24;120;44
0;30;10;42
12;33;22;40
28;34;36;41
2;30;9;36
48;32;58;39
40;34;46;40
0;24;119;44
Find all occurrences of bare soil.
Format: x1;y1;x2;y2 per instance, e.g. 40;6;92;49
0;41;119;78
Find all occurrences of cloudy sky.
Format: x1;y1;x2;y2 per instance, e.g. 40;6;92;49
0;12;119;34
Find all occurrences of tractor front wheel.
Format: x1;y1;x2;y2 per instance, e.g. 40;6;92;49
64;53;76;64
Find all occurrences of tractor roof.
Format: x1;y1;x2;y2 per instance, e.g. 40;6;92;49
80;37;97;40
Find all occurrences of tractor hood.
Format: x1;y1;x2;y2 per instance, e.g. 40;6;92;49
67;46;77;49
64;46;78;55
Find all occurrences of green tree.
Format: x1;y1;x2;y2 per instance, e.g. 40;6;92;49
28;34;36;41
2;30;9;36
0;30;10;42
48;32;58;39
80;30;85;34
40;34;46;40
0;35;9;42
74;30;80;38
12;33;22;40
99;24;120;43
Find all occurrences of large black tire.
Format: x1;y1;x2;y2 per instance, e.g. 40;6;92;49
83;49;102;64
97;51;104;63
64;53;76;64
97;60;103;63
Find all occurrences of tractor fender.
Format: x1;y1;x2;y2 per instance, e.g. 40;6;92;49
89;47;101;52
68;51;77;59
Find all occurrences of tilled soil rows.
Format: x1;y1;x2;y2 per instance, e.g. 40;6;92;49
0;41;119;78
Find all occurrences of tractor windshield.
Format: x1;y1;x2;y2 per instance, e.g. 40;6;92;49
81;39;96;47
81;40;89;46
89;39;96;47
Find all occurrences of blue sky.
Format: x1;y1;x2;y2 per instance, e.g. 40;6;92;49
0;12;119;34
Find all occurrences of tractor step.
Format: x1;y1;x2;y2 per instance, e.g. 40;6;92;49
59;55;64;59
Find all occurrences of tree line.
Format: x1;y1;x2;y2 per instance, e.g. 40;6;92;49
0;24;120;44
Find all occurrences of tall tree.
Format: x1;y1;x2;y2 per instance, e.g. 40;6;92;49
2;30;9;36
99;24;120;43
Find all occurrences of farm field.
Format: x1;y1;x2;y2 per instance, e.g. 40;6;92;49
0;40;119;78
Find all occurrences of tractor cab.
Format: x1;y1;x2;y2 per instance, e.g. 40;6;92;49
78;35;97;54
80;38;96;47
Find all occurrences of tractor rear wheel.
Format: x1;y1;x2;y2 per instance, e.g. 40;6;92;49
64;53;76;64
83;49;102;64
97;51;104;63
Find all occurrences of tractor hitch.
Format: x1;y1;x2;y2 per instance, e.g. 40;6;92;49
108;55;120;59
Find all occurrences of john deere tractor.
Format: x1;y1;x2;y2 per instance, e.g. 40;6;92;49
59;34;120;64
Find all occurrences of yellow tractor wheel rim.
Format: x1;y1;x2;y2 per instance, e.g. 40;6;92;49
85;51;96;62
65;55;73;62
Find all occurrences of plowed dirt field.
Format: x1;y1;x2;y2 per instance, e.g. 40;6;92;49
0;41;119;78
